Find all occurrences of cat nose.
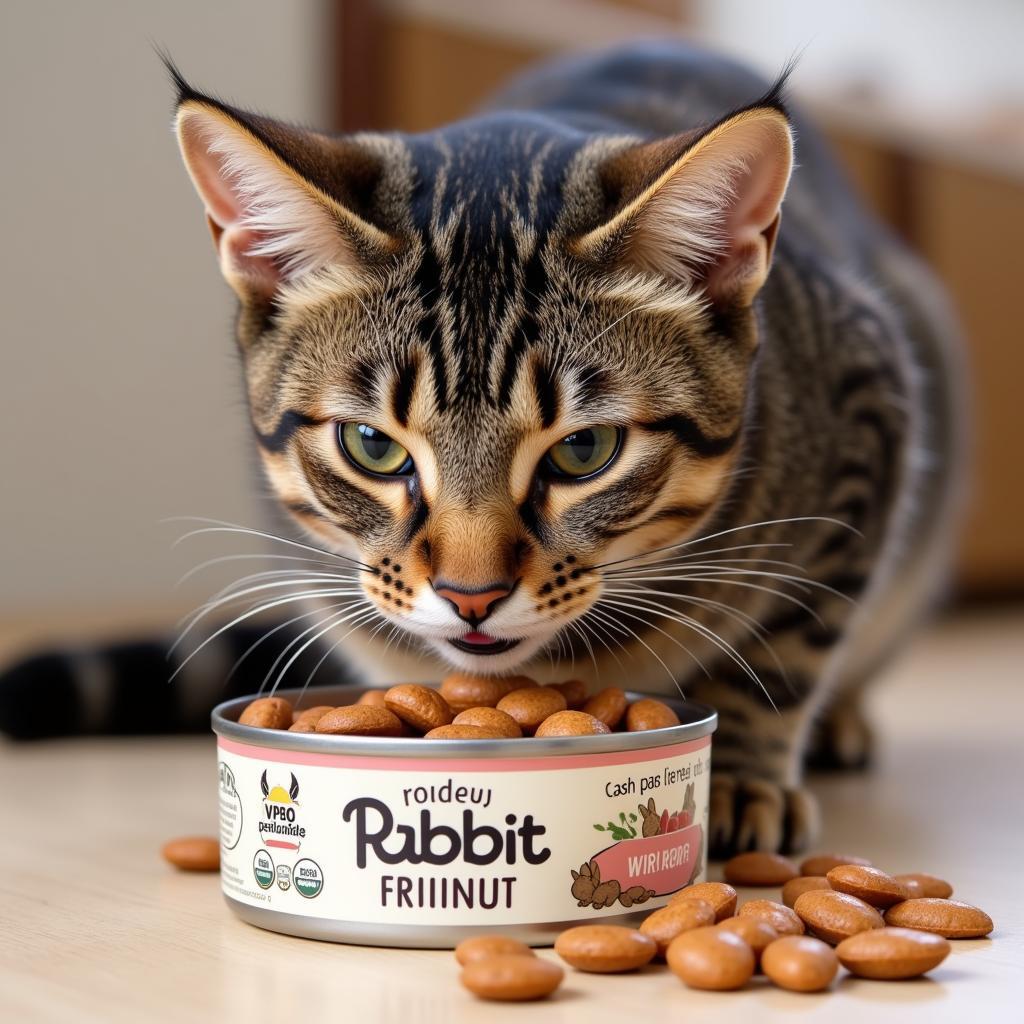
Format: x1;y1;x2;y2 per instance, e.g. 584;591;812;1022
432;582;513;624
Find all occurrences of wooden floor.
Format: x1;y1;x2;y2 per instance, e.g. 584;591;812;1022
1;605;1021;1023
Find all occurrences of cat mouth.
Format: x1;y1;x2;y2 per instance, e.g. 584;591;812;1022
449;631;521;656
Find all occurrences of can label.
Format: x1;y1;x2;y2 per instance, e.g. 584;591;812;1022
218;735;710;927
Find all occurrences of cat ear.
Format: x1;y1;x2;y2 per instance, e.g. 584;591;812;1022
573;102;793;308
174;90;396;301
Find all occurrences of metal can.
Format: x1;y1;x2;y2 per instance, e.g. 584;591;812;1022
213;686;716;948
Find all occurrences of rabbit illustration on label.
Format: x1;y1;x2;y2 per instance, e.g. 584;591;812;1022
570;858;654;910
572;786;703;910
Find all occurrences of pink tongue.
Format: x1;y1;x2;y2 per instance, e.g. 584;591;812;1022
462;631;497;645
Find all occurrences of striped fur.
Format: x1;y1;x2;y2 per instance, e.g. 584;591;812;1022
0;43;964;854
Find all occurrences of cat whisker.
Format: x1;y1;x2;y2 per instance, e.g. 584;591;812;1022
603;585;791;697
261;601;365;694
596;594;778;712
203;570;360;607
584;603;680;689
226;600;353;684
303;605;384;691
176;551;356;588
613;574;827;625
595;599;711;683
268;602;378;696
166;516;375;573
625;585;790;686
169;588;365;675
575;612;626;670
605;568;848;612
602;557;811;581
584;515;858;574
175;578;364;641
601;568;811;597
565;618;599;677
190;568;360;614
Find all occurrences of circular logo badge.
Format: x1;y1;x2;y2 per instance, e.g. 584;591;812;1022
253;849;274;890
293;858;325;899
276;864;292;892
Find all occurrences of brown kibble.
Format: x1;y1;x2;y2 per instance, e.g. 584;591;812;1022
884;898;993;938
761;935;838;992
503;674;540;690
454;935;536;966
893;873;953;899
238;697;292;730
460;954;563;1001
666;926;755;990
161;836;219;872
582;687;628;729
535;710;611;737
497;687;567;735
384;684;453;733
356;689;388;707
452;706;523;738
440;673;511;712
717;917;778;964
724;851;799;886
293;705;334;724
827;864;909;908
546;679;588;708
897;876;925;899
639;899;716;957
738;899;805;937
424;724;511;739
289;705;334;731
800;852;872;876
554;925;657;973
625;698;681;732
782;876;832;908
793;889;884;945
836;926;951;979
670;882;738;922
314;705;403;737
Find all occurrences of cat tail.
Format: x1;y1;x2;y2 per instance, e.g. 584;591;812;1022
0;622;356;739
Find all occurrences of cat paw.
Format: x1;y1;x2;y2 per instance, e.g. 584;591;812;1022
709;773;820;858
805;699;874;772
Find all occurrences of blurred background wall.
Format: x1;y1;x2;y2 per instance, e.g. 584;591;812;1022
0;1;329;628
2;0;1022;642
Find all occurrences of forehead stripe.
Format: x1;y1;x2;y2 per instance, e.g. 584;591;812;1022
641;414;740;459
253;409;319;454
532;359;559;428
414;239;449;412
392;354;420;427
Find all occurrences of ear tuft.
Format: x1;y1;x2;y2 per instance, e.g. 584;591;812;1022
574;101;794;308
173;90;394;301
157;50;200;109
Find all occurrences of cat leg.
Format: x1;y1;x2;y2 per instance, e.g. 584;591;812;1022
690;625;841;857
804;680;874;771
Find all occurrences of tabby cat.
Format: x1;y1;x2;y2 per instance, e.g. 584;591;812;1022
0;42;963;855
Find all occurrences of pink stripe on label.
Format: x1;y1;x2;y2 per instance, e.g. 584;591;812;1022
218;735;710;772
591;824;703;896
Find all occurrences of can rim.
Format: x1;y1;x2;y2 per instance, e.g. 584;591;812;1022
212;685;716;758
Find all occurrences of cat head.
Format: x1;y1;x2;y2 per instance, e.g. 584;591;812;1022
171;64;792;674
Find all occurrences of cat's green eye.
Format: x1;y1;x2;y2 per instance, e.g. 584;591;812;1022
338;422;413;477
544;425;622;480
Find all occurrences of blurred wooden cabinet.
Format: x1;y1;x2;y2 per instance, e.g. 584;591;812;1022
828;126;1024;594
331;0;1024;595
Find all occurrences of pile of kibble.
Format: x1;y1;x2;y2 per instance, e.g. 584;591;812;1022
456;851;993;1001
237;674;680;738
